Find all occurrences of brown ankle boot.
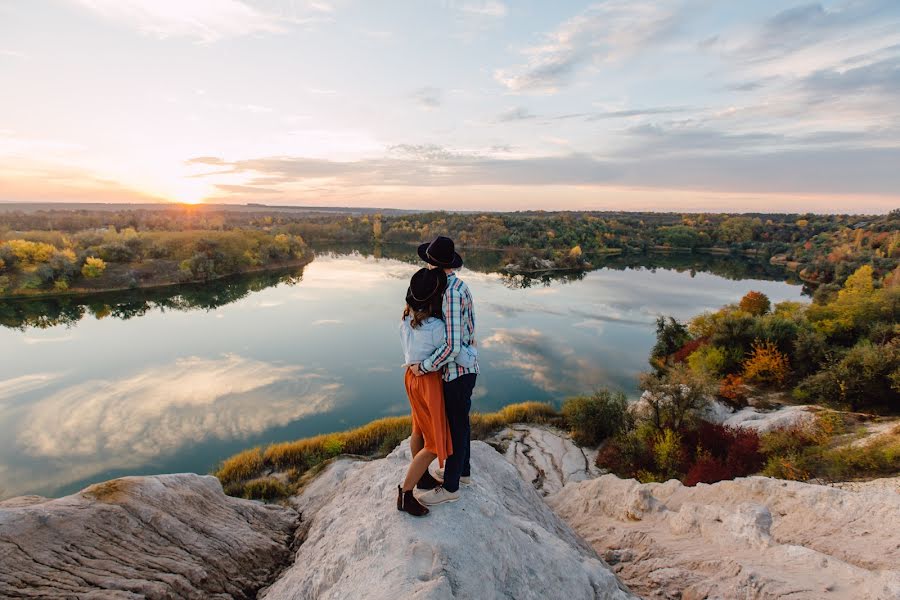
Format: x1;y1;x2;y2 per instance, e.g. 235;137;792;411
399;488;429;517
416;470;442;490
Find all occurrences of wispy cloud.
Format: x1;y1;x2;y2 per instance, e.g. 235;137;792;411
495;1;686;93
457;1;508;18
71;0;289;42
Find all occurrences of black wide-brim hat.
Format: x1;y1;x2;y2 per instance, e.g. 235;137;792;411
417;235;463;269
406;267;448;311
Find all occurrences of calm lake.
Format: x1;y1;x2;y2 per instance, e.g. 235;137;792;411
0;245;807;499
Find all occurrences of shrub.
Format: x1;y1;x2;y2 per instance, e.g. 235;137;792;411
81;256;107;278
791;328;828;377
562;390;630;446
672;337;707;364
241;477;290;501
796;340;899;412
718;374;747;405
637;364;713;432
688;344;727;377
742;340;791;385
739;291;771;316
709;311;756;363
684;454;732;486
650;316;690;370
652;428;685;480
595;427;656;479
754;315;799;355
217;447;264;486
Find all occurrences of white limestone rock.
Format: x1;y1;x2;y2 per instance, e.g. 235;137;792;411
549;474;900;600
265;440;635;600
0;474;299;599
721;404;817;433
487;424;603;496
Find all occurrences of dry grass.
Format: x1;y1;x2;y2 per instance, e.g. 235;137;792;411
216;402;559;500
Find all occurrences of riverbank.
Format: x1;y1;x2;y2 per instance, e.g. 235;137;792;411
0;255;314;301
216;398;900;502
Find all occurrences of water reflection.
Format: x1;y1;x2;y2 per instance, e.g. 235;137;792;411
0;355;341;498
0;247;807;499
0;245;803;331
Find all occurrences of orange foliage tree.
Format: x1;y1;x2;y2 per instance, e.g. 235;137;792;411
742;340;790;385
739;291;771;316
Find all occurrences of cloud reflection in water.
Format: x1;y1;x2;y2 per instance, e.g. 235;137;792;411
3;354;342;497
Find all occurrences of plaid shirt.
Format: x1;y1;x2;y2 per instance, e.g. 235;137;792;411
422;272;479;382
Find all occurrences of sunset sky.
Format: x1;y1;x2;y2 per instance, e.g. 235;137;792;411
1;0;899;212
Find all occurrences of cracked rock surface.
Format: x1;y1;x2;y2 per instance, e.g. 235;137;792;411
0;474;299;599
263;440;635;600
488;425;602;496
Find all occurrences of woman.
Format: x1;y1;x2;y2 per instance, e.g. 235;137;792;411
396;268;454;517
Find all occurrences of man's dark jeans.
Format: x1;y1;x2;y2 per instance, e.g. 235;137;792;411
442;374;476;493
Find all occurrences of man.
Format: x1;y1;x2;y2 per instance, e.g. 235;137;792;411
410;235;478;506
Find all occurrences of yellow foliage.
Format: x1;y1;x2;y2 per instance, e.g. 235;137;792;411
81;256;107;278
4;239;57;264
569;245;583;258
743;340;791;385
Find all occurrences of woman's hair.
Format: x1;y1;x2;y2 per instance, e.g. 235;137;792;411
403;294;444;328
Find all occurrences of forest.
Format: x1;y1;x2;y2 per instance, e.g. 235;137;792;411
0;205;897;297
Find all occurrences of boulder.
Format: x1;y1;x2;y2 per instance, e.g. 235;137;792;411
0;474;298;599
264;440;635;600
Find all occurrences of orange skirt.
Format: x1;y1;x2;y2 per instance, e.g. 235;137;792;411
404;369;453;467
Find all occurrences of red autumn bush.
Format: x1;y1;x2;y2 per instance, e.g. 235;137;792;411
680;421;764;486
684;455;732;486
671;337;707;363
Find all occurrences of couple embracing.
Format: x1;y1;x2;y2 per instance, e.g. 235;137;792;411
397;236;479;517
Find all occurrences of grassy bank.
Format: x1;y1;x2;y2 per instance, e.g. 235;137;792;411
215;402;561;500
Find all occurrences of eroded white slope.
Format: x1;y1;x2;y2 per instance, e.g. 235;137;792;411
263;440;635;600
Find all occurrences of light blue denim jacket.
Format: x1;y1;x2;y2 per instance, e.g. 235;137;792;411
400;316;477;368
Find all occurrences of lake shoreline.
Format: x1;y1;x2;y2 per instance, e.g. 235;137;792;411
0;255;315;302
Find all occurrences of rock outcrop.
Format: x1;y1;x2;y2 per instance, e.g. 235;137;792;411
549;474;900;600
0;474;298;599
488;424;602;496
263;440;635;600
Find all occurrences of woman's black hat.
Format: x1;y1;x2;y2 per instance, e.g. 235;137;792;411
417;236;463;269
406;268;448;310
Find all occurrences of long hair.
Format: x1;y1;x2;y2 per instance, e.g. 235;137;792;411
403;293;444;328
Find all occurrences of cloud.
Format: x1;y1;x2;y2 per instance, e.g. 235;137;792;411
494;1;686;93
0;373;61;404
412;86;443;109
457;1;507;18
496;106;537;122
187;135;900;197
480;328;606;393
71;0;288;42
800;53;900;98
3;355;342;496
735;2;894;64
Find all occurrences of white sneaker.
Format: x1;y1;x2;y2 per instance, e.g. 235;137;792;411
433;468;472;487
416;486;460;506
